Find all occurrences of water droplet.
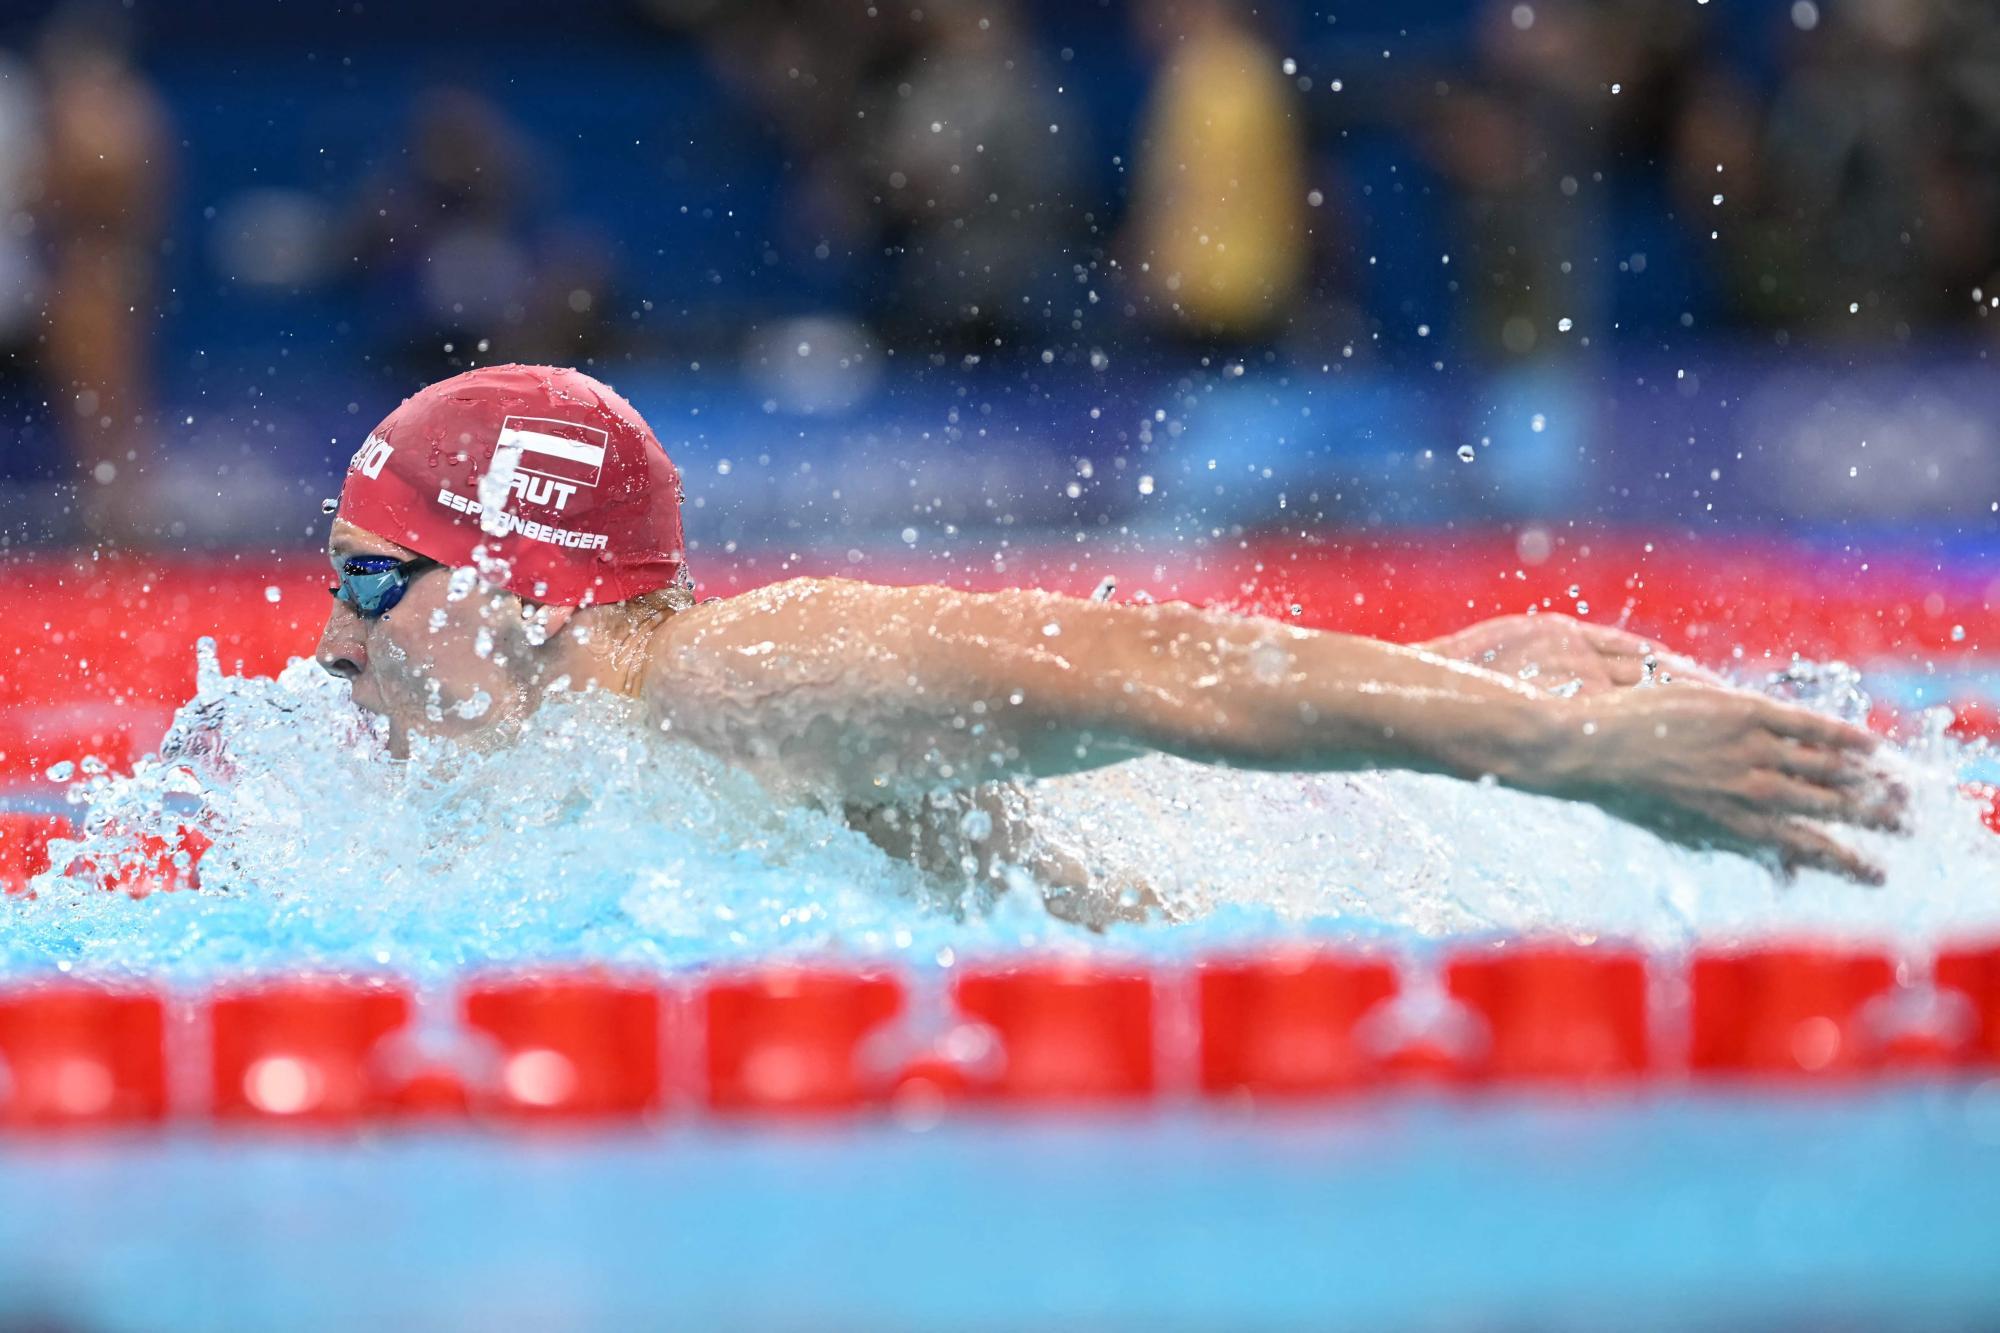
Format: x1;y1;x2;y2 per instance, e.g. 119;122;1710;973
1531;413;1547;433
1137;475;1156;495
1952;624;1967;642
45;760;74;783
263;586;282;604
1457;444;1477;462
1557;317;1573;332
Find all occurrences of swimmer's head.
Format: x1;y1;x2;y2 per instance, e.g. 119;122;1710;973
316;365;688;752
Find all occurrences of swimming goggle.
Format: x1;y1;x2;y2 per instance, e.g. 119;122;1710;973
329;555;435;618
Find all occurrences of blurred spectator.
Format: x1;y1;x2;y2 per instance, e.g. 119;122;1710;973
1694;0;2000;337
692;0;1082;351
690;0;908;254
862;2;1081;348
1125;0;1307;345
1426;0;1709;360
0;52;43;378
37;5;170;544
340;88;622;378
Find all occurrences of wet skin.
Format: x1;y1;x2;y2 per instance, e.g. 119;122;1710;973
319;518;1907;885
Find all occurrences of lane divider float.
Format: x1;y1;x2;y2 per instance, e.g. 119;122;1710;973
0;940;1996;1132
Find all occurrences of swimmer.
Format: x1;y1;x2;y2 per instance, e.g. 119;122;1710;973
316;365;1907;920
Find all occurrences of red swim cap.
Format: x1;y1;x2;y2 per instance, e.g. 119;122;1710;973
336;365;687;606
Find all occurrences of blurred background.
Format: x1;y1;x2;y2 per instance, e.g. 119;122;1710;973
0;0;1995;565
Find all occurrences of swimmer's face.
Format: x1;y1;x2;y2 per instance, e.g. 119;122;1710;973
315;519;534;755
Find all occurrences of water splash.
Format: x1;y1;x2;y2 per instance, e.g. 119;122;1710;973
3;644;1092;980
5;645;1998;980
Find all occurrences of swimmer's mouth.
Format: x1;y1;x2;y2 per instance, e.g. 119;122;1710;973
345;679;384;715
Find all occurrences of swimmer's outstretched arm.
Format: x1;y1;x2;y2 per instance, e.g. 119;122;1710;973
644;578;1902;880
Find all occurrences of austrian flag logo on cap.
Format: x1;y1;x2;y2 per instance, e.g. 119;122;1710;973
499;416;608;495
334;364;687;606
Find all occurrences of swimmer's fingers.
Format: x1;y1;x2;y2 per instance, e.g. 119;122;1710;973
1573;623;1724;687
1752;696;1880;753
1689;797;1885;886
1730;769;1907;832
1643;649;1727;687
1769;819;1884;886
1768;735;1901;805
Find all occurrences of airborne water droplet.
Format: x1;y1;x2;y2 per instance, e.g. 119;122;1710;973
1457;444;1476;462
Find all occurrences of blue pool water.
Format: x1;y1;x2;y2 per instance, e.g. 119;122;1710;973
3;1091;1999;1330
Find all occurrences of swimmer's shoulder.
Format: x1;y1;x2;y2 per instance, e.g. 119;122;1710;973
648;575;1080;683
642;576;870;682
657;575;866;640
654;575;1078;662
637;577;910;733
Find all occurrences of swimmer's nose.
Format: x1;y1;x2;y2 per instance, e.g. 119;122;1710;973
316;605;367;680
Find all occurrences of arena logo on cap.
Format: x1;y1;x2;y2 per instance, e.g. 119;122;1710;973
351;434;393;480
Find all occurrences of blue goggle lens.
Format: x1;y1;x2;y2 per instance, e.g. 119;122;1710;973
330;556;429;618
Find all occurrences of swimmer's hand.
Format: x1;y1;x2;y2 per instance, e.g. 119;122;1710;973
1420;614;1723;696
1524;686;1907;884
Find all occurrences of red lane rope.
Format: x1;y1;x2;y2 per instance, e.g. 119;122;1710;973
0;942;1996;1131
